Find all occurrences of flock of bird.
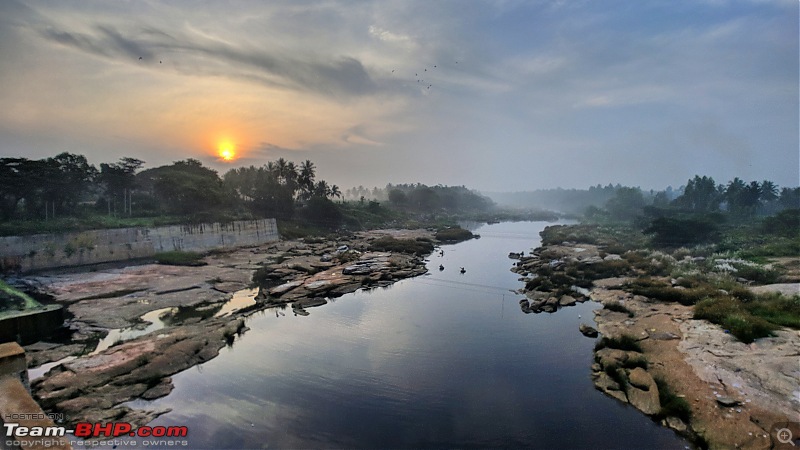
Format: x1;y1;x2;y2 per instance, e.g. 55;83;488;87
393;61;459;92
138;53;458;94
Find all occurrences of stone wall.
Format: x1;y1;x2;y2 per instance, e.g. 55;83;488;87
0;218;279;273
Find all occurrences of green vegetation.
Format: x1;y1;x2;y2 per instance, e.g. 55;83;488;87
594;335;643;353
369;237;435;256
653;376;692;423
0;279;41;311
604;301;634;317
694;293;800;343
434;227;475;243
154;251;207;266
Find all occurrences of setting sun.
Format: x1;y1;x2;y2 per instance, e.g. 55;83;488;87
218;141;236;161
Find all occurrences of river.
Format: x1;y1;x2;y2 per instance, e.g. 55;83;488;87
127;221;688;449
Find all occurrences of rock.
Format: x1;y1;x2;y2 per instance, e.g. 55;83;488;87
579;323;599;338
665;417;687;432
594;372;623;393
545;297;559;306
304;280;333;292
269;280;304;296
625;368;660;415
716;396;741;407
603;254;622;261
292;297;327;309
627;367;653;391
559;295;577;306
141;378;174;400
649;331;680;340
595;348;630;367
627;385;661;415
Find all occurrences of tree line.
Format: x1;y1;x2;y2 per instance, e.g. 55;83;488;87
0;153;344;223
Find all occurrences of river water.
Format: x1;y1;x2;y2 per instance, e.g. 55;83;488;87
129;221;688;449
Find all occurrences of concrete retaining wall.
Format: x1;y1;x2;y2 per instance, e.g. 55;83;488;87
0;306;65;346
0;218;279;273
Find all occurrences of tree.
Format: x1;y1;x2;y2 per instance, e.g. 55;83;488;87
673;176;722;212
604;187;646;222
298;160;316;200
99;157;144;215
148;159;228;217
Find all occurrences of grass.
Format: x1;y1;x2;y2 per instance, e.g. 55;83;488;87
154;251;207;266
653;376;692;423
0;279;41;309
594;334;643;353
625;278;719;306
604;301;634;317
694;292;799;343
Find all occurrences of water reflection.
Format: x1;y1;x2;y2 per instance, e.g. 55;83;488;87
90;307;175;355
131;222;688;449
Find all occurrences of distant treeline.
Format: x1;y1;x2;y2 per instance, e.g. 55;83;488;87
0;153;495;234
487;177;799;218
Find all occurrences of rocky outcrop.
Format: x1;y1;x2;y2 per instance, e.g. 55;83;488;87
579;323;598;338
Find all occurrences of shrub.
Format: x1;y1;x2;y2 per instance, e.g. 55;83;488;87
580;259;632;279
604;363;628;393
604;301;634;317
594;334;642;352
644;216;721;248
369;236;434;255
694;297;776;343
731;263;779;284
745;293;800;328
435;227;475;243
625;278;718;306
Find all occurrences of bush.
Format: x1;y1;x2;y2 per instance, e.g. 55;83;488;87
594;334;643;352
579;259;633;279
435;227;475;243
746;293;800;328
644;216;721;248
694;297;776;343
154;251;206;266
731;263;779;284
604;301;634;317
625;278;718;306
369;236;434;256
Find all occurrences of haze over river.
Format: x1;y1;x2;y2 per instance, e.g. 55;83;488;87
128;222;688;449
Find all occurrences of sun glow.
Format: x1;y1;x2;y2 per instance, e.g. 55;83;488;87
218;141;236;161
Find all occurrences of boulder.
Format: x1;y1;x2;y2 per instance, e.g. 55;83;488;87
625;368;660;415
559;295;577;306
579;323;599;338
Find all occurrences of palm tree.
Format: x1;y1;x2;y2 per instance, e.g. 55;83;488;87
299;160;316;199
330;185;341;201
314;180;330;198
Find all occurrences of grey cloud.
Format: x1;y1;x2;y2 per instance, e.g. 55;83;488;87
38;20;376;98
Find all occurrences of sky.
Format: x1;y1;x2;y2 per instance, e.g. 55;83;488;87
0;0;797;192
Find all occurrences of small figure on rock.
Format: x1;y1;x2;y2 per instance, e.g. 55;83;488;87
439;264;444;271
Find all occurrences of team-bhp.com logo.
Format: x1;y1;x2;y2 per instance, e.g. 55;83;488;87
5;421;188;439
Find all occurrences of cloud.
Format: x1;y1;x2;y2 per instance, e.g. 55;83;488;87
36;17;378;99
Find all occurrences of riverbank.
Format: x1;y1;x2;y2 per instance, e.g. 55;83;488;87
15;228;445;429
512;226;800;449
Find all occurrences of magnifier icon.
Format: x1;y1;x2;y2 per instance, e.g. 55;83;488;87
777;428;795;446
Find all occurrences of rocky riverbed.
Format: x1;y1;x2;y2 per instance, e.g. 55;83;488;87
16;229;437;429
511;238;800;450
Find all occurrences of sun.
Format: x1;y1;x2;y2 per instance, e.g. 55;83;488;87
217;141;236;161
